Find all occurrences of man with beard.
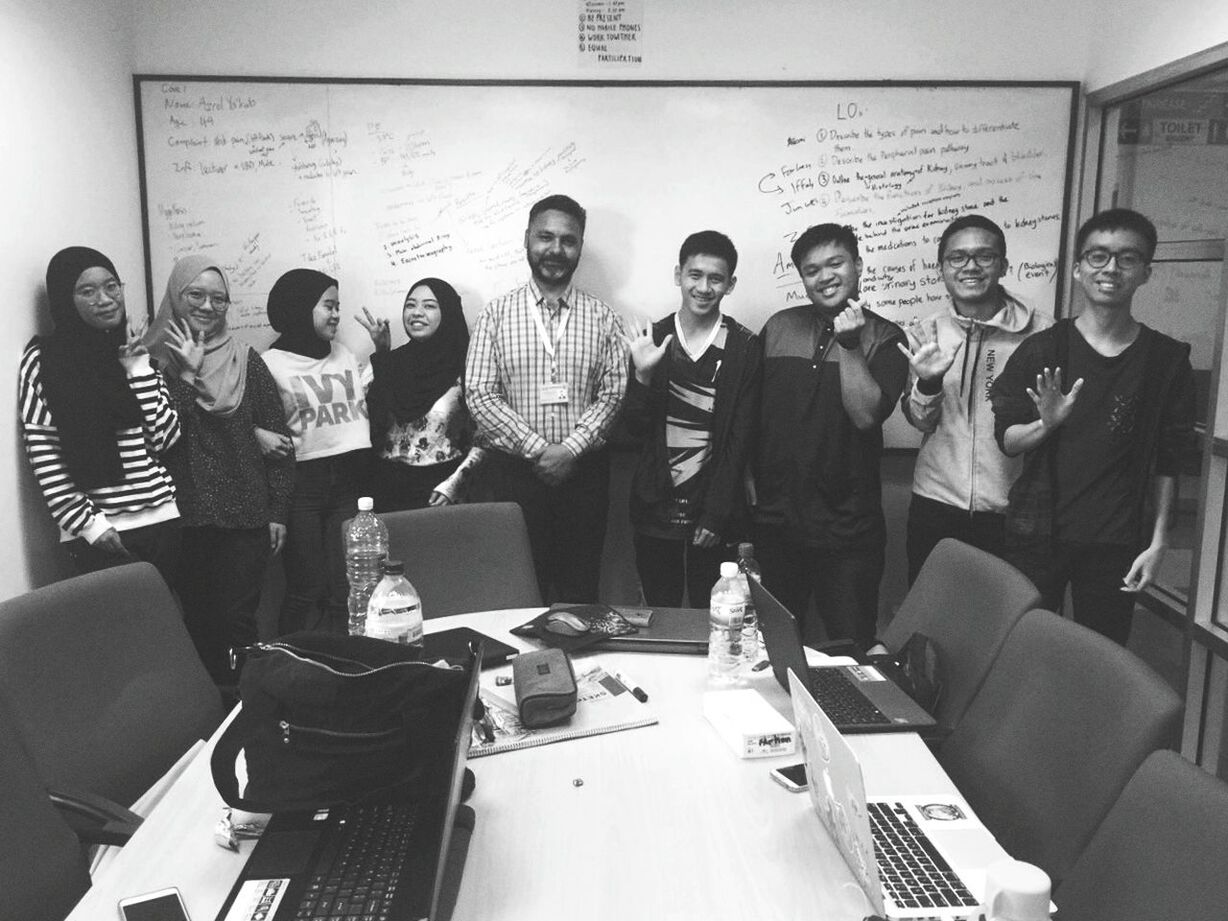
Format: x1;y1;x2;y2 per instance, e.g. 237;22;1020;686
753;223;908;649
991;208;1195;645
466;194;628;602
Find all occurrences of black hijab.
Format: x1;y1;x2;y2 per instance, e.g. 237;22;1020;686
368;278;469;444
38;246;142;489
267;268;338;360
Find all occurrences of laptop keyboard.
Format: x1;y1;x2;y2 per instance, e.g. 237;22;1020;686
295;801;421;921
809;668;891;726
868;802;979;911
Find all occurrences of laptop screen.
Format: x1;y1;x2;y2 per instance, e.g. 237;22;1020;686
749;578;812;695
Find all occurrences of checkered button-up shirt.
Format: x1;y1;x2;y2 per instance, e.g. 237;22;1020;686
465;279;628;459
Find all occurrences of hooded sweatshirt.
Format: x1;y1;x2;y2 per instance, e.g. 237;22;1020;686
902;291;1052;514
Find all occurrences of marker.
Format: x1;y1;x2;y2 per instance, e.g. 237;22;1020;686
477;705;496;743
614;669;648;703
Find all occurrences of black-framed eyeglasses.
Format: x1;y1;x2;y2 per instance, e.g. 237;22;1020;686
74;280;124;303
942;250;1001;269
1080;248;1148;270
182;288;231;311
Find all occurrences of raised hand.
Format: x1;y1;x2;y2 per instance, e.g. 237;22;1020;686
833;304;866;349
623;316;672;384
164;318;205;377
118;313;150;368
1028;366;1084;432
897;317;955;383
355;307;391;352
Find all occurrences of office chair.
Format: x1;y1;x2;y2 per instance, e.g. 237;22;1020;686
880;539;1040;735
0;700;92;921
377;502;542;618
938;608;1182;886
0;562;226;807
1053;749;1228;921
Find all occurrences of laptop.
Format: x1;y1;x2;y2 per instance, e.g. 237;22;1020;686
789;669;1007;919
751;579;936;733
213;645;483;921
599;606;709;654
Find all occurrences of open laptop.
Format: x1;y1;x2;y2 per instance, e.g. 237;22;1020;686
751;578;936;733
213;645;483;921
789;669;1007;920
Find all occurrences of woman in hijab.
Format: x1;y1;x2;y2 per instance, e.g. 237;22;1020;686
150;255;294;683
18;246;182;586
261;268;371;635
360;278;486;510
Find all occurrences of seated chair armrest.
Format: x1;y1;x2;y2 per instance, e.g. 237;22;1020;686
48;787;143;846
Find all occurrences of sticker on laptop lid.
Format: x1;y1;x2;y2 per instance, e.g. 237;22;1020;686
845;664;885;682
221;878;290;921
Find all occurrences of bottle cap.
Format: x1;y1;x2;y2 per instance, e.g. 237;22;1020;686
357;496;374;511
737;542;754;557
720;561;739;578
381;559;405;575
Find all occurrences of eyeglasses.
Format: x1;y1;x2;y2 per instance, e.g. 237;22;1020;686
1080;248;1148;270
182;288;231;311
74;280;124;303
943;250;1001;269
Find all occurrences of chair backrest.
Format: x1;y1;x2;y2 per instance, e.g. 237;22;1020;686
0;562;225;807
0;699;90;921
881;538;1040;733
938;608;1182;886
1054;749;1228;921
378;502;542;618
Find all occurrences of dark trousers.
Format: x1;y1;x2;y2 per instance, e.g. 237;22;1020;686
372;457;462;512
68;518;183;594
281;453;362;636
1006;540;1138;646
177;525;270;682
906;494;1006;585
488;449;609;604
633;531;728;607
754;525;883;648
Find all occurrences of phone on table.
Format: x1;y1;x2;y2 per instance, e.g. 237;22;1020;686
117;887;191;921
769;761;808;792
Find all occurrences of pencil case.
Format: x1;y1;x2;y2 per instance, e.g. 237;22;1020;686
513;648;577;728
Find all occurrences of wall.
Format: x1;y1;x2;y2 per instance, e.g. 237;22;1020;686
7;0;1228;601
2;0;142;593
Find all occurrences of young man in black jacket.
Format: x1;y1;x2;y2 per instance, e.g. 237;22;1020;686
623;231;762;606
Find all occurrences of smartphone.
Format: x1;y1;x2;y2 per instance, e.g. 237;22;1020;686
117;887;191;921
769;762;808;792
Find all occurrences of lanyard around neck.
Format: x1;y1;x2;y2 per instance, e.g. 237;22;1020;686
530;297;571;362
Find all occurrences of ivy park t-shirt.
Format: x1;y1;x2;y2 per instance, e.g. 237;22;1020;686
261;343;372;462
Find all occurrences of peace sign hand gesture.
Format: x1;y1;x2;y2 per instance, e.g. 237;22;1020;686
117;313;150;369
164;318;205;378
623;316;672;385
355;307;391;352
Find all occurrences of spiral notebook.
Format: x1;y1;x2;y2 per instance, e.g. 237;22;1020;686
469;662;657;757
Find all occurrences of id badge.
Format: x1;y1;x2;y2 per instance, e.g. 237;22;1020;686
538;382;569;405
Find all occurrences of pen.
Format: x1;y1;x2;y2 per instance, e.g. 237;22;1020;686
614;669;648;703
477;702;496;743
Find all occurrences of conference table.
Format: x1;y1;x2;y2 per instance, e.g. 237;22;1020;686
66;608;1008;921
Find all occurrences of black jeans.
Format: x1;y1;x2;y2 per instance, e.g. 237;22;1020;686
1005;540;1138;646
633;531;728;607
905;494;1006;585
281;453;363;635
68;518;183;594
372;457;462;512
753;525;883;649
487;449;609;604
177;525;270;681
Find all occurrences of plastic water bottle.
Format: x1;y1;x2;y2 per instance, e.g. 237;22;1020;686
737;542;762;668
365;560;423;648
345;497;389;636
708;561;746;686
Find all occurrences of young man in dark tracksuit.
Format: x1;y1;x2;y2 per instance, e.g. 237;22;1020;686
623;231;762;606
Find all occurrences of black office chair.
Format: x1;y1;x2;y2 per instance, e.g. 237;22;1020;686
377;502;543;618
0;699;92;921
938;608;1182;886
0;562;226;807
1054;749;1228;921
881;538;1040;735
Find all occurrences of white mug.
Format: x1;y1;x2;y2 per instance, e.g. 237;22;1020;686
982;858;1051;921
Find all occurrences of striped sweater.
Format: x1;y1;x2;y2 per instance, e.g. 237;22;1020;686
19;339;181;542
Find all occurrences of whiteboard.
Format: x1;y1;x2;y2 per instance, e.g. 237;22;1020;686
136;78;1077;446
